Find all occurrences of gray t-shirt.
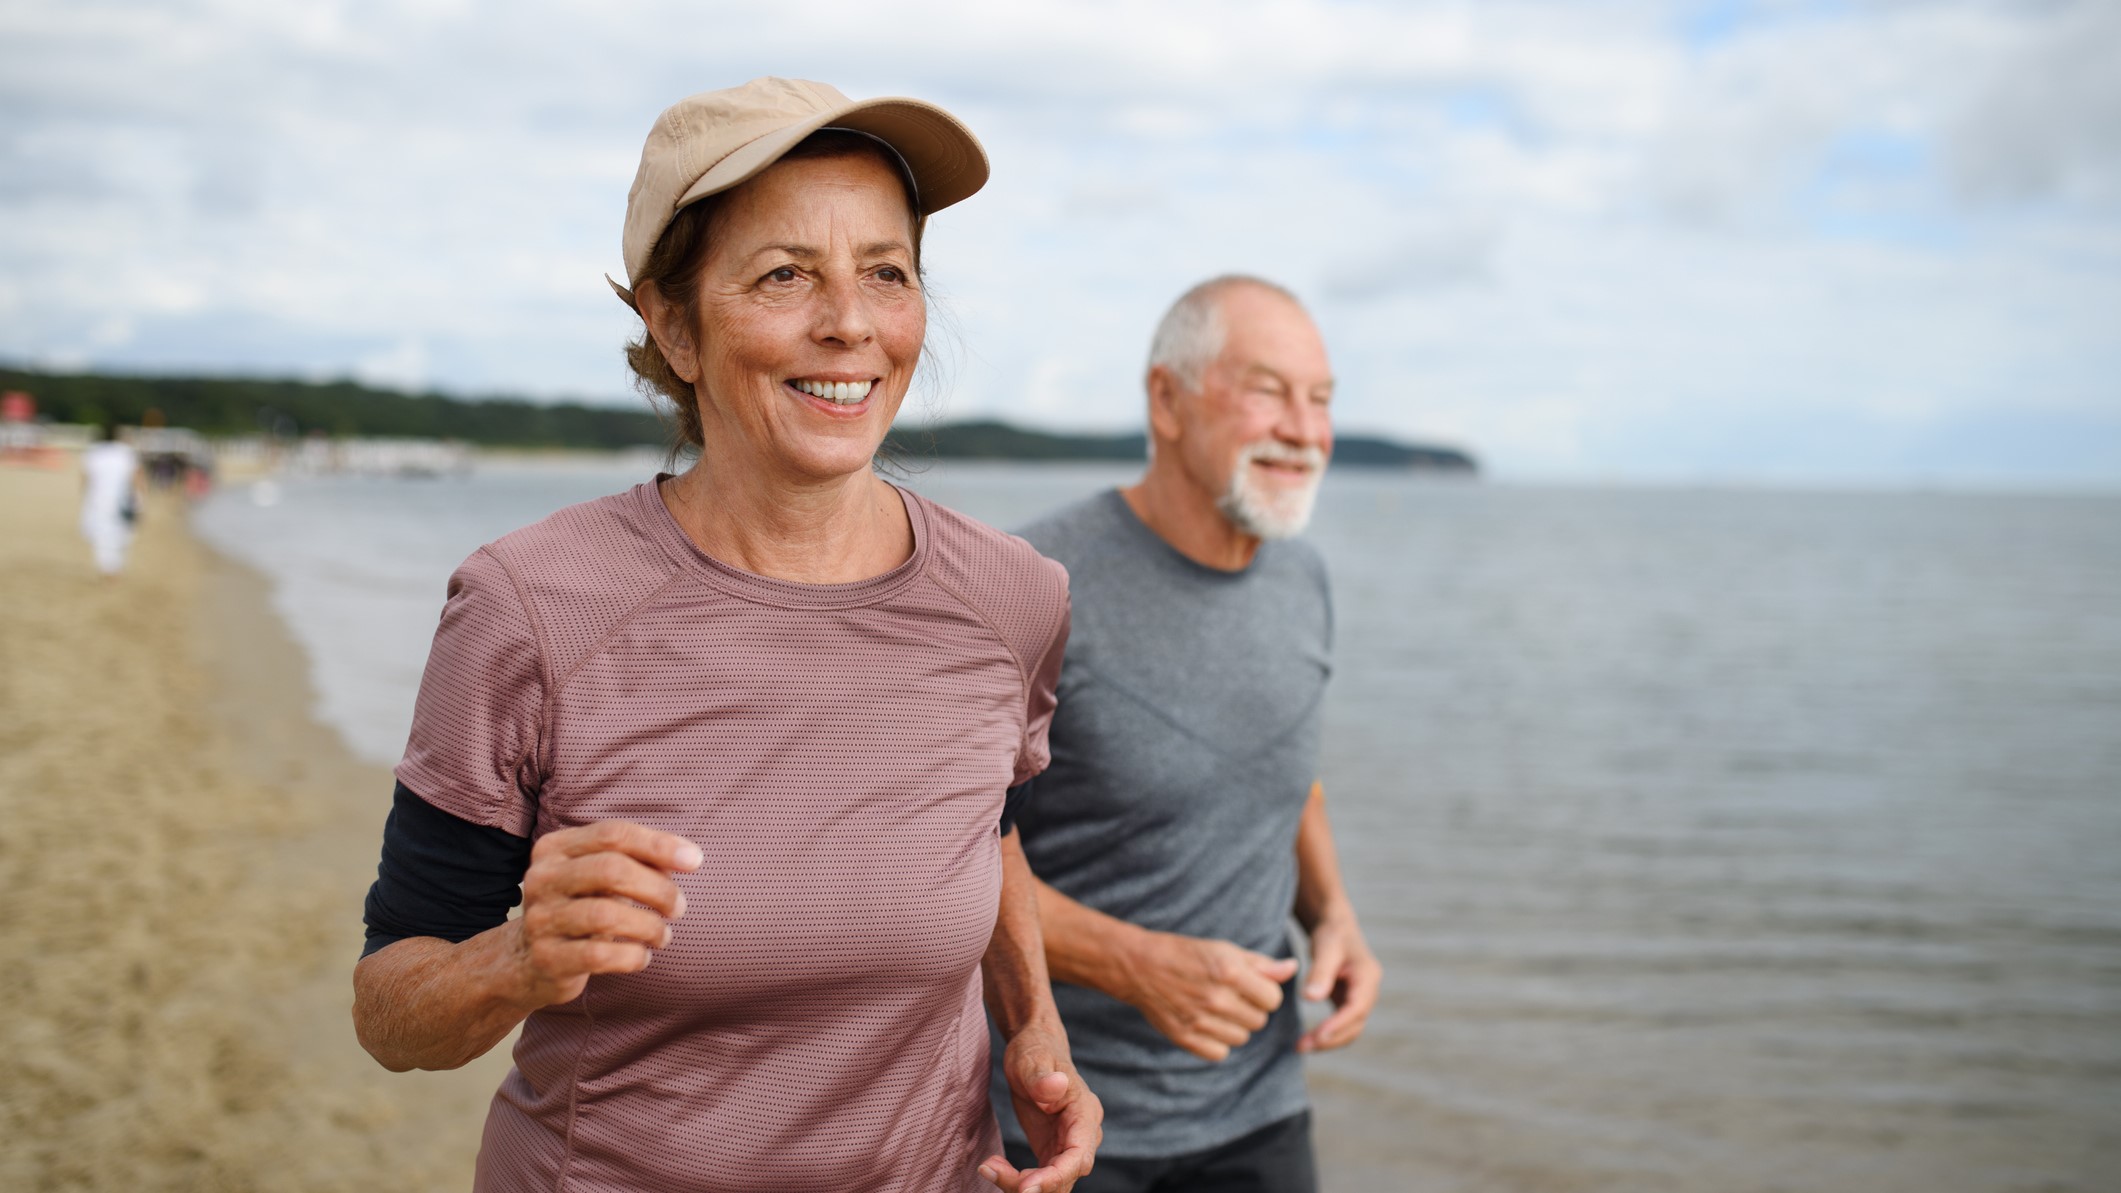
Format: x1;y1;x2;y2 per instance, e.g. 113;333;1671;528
990;489;1332;1158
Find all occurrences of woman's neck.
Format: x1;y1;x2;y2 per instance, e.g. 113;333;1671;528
658;454;913;585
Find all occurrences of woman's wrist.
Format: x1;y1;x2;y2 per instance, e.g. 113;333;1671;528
480;919;561;1015
1005;1006;1068;1044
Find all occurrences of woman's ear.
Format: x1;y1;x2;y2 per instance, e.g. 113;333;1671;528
636;282;701;385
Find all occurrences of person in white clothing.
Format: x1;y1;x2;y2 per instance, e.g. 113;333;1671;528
79;425;142;576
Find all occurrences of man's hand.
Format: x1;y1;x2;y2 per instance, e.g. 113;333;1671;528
512;820;702;1008
1295;911;1380;1053
1118;931;1300;1062
979;1021;1100;1193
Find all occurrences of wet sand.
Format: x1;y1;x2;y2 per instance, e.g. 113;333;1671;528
0;464;507;1191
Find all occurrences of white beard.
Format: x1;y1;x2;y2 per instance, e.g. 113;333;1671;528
1217;439;1326;540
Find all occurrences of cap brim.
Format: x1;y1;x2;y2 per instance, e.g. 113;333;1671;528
674;96;988;217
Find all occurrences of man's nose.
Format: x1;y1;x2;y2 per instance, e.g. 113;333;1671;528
1276;394;1331;451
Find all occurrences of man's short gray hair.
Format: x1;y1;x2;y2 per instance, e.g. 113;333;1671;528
1145;275;1304;391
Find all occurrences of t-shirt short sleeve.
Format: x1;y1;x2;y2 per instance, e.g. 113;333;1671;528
1012;563;1070;788
394;546;545;836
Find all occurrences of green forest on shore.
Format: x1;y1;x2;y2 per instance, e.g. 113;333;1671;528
0;366;1477;471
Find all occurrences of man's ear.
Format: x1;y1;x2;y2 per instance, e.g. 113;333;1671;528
1145;365;1186;446
636;283;701;385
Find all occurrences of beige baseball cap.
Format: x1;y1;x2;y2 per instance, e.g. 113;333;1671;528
611;77;989;307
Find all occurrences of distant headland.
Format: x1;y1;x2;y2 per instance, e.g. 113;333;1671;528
0;366;1478;472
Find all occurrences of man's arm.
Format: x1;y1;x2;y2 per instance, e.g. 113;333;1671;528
1032;869;1297;1063
981;828;1100;1193
1291;780;1381;1053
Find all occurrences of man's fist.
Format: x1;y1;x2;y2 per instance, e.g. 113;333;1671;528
1119;932;1299;1062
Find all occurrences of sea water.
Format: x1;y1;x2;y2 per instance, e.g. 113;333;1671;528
194;461;2121;1192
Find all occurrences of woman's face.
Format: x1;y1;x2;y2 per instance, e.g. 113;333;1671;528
670;152;924;485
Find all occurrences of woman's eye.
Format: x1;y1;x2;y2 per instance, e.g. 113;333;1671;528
876;266;905;284
765;267;799;283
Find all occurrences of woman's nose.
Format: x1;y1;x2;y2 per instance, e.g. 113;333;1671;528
812;273;876;347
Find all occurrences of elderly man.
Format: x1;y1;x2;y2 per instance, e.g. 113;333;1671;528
990;276;1381;1191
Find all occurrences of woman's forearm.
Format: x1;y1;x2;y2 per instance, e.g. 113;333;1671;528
985;831;1103;1188
984;830;1065;1036
352;923;542;1072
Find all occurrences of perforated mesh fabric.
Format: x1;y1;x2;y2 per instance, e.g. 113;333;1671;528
395;480;1069;1192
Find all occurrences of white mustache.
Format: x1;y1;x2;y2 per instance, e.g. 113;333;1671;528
1237;441;1327;470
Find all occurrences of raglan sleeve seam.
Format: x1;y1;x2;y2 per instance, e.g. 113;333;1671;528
485;545;557;786
393;546;548;836
1013;555;1072;786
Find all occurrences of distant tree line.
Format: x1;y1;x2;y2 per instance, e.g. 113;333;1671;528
0;366;1477;472
0;366;671;450
884;420;1476;470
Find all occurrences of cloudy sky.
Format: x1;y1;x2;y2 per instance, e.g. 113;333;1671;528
3;0;2117;484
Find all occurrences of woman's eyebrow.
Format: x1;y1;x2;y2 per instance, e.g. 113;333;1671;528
750;240;911;260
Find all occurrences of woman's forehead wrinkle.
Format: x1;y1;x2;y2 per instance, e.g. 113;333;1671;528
720;164;913;255
811;205;912;258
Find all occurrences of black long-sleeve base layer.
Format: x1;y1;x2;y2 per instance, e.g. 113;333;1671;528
361;781;1034;958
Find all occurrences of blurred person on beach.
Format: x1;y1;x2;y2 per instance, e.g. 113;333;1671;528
990;277;1381;1192
78;423;141;576
352;78;1098;1193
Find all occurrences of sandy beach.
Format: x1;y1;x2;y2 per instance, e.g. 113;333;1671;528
0;463;508;1191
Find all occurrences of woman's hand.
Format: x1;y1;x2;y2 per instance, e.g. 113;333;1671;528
979;1021;1100;1193
353;820;701;1072
512;820;702;1008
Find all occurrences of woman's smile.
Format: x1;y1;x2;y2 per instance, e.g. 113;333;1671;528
785;374;879;412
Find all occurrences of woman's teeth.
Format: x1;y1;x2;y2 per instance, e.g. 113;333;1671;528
791;379;873;405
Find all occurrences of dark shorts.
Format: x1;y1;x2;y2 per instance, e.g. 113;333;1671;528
1005;1110;1316;1193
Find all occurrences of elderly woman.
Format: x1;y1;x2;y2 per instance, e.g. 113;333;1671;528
352;78;1099;1193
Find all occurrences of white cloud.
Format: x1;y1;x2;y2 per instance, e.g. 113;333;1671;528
0;0;2115;483
355;337;429;393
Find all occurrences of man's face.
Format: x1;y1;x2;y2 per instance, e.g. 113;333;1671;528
1170;286;1335;539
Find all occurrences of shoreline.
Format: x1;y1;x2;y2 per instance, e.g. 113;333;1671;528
0;464;506;1191
196;508;517;1171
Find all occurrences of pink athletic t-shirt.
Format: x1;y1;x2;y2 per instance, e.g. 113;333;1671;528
395;479;1069;1193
